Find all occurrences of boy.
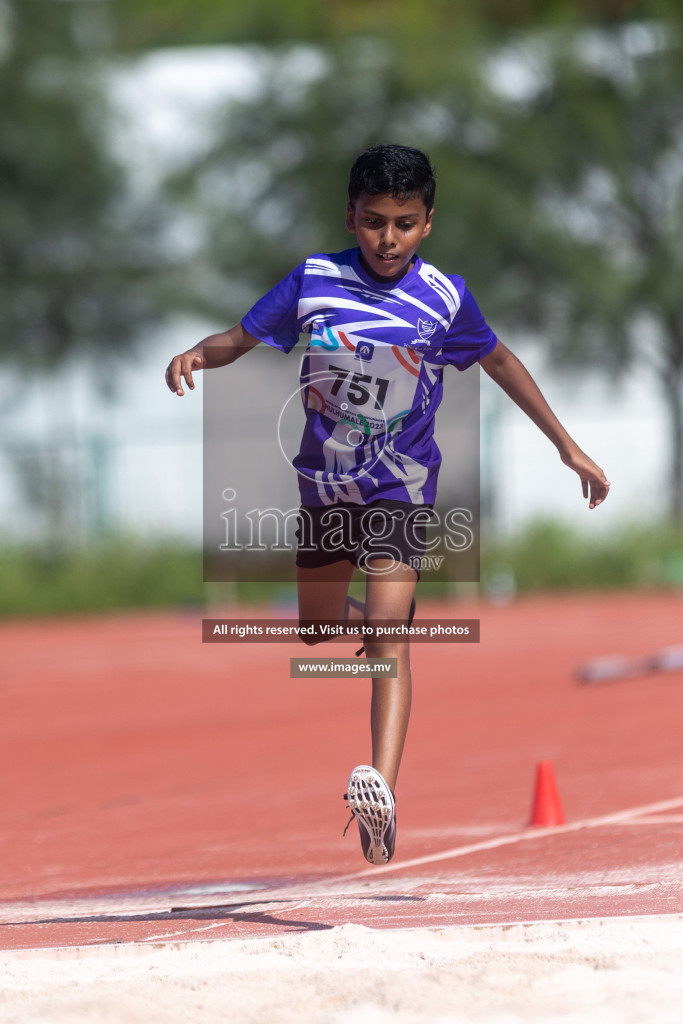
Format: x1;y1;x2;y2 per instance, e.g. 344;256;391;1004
166;144;610;867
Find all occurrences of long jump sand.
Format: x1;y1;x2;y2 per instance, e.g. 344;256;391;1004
2;915;683;1023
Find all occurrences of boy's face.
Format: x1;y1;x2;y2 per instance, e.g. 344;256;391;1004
346;192;433;282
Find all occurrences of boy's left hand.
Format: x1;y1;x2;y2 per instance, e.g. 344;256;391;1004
560;446;611;508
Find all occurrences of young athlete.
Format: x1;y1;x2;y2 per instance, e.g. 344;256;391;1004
165;144;610;867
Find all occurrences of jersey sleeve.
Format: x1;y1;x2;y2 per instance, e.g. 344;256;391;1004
241;263;305;354
441;287;498;371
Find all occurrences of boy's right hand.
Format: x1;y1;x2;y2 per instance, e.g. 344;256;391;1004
165;350;205;396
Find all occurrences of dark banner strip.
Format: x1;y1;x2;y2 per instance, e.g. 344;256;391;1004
202;618;480;643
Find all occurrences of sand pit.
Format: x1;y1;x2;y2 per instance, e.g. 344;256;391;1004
2;915;682;1024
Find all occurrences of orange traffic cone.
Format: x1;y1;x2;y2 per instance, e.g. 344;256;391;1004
529;760;566;826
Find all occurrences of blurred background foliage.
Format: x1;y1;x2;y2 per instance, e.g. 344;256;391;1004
2;519;683;615
1;0;683;612
0;0;165;381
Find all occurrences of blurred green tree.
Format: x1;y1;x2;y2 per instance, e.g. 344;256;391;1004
0;0;162;380
476;11;683;519
114;0;656;49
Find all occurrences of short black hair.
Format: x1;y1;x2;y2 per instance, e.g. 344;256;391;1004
348;144;436;212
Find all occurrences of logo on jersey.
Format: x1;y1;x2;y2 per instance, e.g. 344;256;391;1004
417;319;438;342
355;341;375;362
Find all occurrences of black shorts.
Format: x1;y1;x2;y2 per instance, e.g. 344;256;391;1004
295;500;434;572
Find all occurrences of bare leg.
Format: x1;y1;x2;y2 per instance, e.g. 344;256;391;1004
297;561;355;643
344;593;365;627
363;560;418;791
297;558;417;792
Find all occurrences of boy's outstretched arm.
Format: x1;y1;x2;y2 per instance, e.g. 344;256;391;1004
479;340;611;509
165;322;261;396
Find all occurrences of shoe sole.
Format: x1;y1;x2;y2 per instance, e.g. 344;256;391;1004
347;765;395;865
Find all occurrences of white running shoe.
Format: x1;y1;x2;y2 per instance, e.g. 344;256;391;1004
345;765;396;865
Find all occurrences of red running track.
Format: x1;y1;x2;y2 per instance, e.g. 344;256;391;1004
1;590;682;950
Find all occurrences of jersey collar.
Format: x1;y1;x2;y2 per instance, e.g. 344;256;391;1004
351;247;423;289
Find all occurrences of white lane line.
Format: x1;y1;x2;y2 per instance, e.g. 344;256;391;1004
324;794;683;883
135;921;233;944
611;815;683;825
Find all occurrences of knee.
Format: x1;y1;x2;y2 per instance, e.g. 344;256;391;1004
299;634;323;648
364;640;407;661
298;622;327;647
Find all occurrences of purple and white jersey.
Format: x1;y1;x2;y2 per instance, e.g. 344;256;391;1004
242;247;497;507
